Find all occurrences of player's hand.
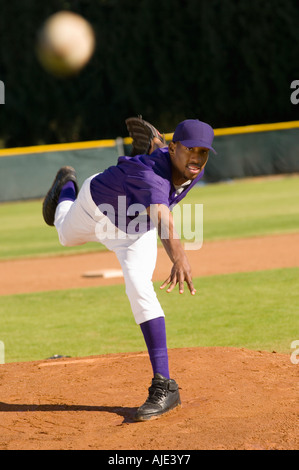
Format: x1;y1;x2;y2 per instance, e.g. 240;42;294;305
160;257;196;295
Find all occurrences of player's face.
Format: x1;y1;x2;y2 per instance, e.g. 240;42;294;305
169;141;209;185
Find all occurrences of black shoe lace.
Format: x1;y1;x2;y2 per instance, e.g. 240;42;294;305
147;385;168;404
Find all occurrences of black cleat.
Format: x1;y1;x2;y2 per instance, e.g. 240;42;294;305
134;373;181;422
42;166;78;226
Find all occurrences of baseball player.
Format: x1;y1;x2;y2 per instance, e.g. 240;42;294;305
42;117;215;421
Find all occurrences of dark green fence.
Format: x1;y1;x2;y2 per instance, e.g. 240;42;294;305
0;122;299;202
204;127;299;183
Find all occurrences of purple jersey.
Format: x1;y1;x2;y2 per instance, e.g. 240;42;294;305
90;147;204;234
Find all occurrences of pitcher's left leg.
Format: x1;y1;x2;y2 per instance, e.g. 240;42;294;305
113;229;181;421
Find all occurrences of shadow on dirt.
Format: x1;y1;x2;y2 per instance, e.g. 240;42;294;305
0;402;137;423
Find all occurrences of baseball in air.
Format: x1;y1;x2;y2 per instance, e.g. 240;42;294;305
36;11;96;77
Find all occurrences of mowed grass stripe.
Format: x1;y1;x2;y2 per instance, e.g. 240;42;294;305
0;267;298;363
0;175;299;259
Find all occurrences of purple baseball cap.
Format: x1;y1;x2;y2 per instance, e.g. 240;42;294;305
173;119;216;153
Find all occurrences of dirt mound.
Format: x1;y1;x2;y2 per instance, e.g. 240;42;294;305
0;347;298;450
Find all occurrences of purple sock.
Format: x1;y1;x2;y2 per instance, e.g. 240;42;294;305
140;317;170;379
58;181;77;204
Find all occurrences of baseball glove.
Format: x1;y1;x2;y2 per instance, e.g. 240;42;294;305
125;116;166;156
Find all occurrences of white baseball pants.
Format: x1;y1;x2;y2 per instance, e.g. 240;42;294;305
54;175;165;325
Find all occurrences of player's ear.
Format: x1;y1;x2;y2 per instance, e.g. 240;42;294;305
168;141;176;156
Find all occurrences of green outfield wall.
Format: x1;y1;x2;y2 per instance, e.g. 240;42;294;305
0;121;299;202
203;125;299;183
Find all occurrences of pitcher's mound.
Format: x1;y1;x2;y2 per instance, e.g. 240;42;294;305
0;347;298;450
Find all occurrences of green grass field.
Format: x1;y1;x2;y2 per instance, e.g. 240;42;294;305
182;174;299;240
1;268;298;363
0;175;298;362
0;174;298;260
